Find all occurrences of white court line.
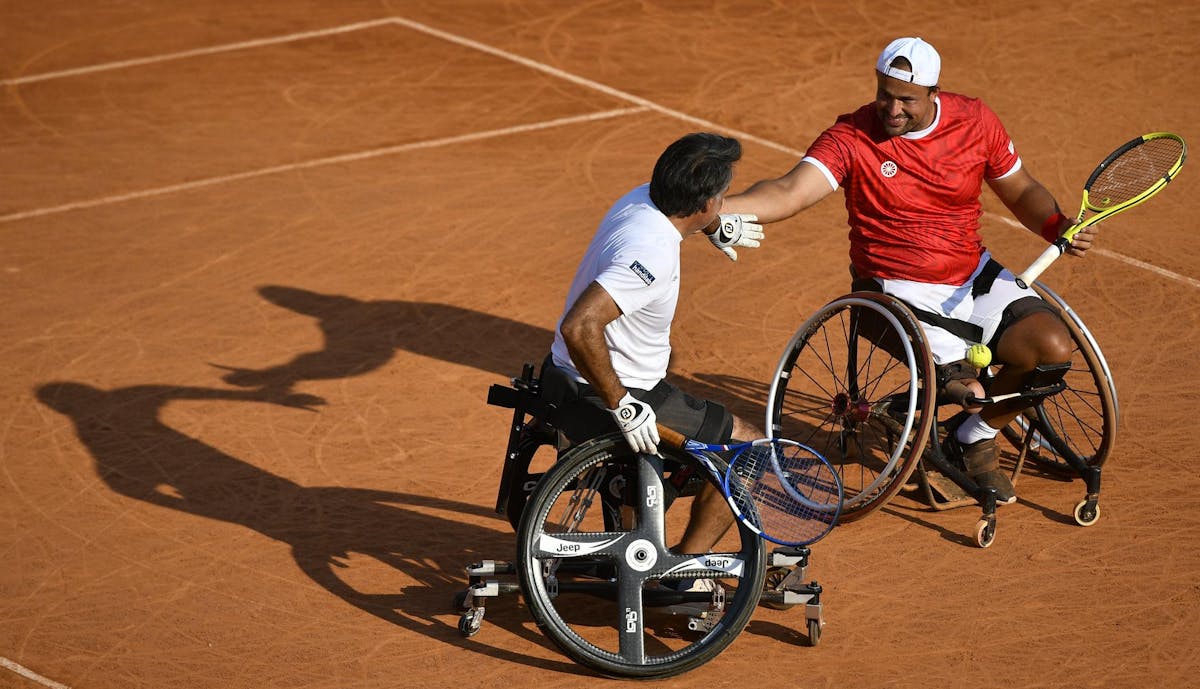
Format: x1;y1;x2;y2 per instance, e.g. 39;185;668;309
987;214;1200;289
0;18;397;86
2;16;1194;290
0;656;71;689
0;107;648;224
1088;249;1200;288
387;18;798;158
1;15;792;159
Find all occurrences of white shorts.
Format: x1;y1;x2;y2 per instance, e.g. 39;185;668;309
875;251;1038;366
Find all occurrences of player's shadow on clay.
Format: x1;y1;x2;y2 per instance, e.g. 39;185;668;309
210;285;553;392
34;381;586;676
210;285;773;423
210;285;771;417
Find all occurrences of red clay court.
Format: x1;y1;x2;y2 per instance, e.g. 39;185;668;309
3;2;1199;687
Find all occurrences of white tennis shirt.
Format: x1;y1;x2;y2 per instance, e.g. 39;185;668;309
551;184;682;390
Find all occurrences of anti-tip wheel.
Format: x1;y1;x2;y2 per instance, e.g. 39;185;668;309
975;517;997;548
1074;499;1100;526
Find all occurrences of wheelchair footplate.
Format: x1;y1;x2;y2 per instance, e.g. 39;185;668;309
921;464;973;504
966;362;1070;407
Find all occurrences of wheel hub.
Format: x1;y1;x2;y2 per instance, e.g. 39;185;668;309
831;392;872;423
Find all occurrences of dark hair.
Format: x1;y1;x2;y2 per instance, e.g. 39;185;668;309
649;132;741;217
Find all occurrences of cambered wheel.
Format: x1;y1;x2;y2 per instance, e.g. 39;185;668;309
1020;283;1118;473
516;433;766;678
768;292;937;522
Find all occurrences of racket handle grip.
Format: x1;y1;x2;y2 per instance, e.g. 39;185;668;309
656;424;687;450
1015;240;1067;289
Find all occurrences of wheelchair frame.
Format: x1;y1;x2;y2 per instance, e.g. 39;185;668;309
766;282;1117;547
455;363;827;678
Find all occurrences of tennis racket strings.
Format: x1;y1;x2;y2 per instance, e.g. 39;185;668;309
725;441;842;545
1089;135;1186;210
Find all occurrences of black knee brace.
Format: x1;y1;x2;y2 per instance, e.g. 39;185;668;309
990;296;1061;352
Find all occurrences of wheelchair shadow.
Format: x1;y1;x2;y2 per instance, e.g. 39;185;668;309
878;463;1079;542
35;384;583;675
210;284;555;388
1009;495;1077;526
1010;456;1079;526
742;619;817;647
878;504;980;548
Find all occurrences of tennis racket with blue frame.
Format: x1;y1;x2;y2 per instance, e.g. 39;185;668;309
657;425;843;546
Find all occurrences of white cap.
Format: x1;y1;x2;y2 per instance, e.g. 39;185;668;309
876;37;941;87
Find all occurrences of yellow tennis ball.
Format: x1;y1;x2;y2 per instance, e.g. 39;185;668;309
966;343;992;369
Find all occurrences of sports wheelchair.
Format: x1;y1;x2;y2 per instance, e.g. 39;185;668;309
766;281;1117;548
454;362;827;679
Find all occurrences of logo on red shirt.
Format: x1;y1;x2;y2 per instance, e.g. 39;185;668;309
880;160;898;178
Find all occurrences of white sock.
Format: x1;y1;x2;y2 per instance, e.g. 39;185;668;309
956;414;999;445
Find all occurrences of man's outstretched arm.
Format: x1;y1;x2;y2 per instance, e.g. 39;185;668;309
721;159;836;223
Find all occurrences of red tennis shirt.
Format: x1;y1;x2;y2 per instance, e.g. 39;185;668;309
802;92;1021;284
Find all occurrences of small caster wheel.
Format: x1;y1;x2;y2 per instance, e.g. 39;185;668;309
458;610;483;637
975;517;996;548
806;618;822;646
1074;499;1100;526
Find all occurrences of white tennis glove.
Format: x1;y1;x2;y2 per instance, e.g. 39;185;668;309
708;214;764;261
608;393;660;455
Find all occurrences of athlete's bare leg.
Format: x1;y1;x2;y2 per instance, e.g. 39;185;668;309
675;415;760;554
981;310;1073;429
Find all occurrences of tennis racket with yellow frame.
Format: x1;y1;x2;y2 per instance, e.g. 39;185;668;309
1016;132;1187;288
